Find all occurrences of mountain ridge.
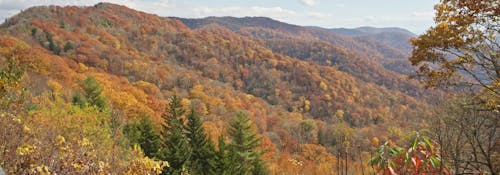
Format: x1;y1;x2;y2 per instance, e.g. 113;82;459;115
0;3;437;174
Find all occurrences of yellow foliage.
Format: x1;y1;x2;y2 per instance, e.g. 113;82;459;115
125;145;169;175
34;165;51;175
113;39;121;50
335;109;344;118
47;80;63;94
16;144;36;155
78;138;92;147
371;137;380;147
319;81;328;91
304;100;311;112
203;121;221;144
78;63;89;73
181;98;191;109
55;135;66;146
324;94;332;101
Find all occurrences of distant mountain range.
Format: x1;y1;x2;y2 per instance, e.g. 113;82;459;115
327;26;415;36
327;26;416;51
177;16;416;74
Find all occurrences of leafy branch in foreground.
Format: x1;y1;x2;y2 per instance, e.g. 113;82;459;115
370;132;449;175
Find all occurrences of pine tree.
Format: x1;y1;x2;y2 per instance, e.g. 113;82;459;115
158;94;192;175
185;108;216;175
123;117;161;158
138;117;161;158
228;112;268;175
73;76;106;111
63;41;73;52
82;76;106;110
214;136;241;175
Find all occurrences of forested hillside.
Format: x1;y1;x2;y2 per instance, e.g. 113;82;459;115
0;1;497;174
178;17;417;75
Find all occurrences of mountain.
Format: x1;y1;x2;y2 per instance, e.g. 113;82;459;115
0;3;437;174
329;26;415;36
329;26;416;52
178;16;420;86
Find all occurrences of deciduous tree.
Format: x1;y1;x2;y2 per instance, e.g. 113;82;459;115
409;0;500;109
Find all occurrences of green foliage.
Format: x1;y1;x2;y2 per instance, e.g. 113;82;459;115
63;41;73;52
31;28;37;37
72;92;86;108
73;76;106;111
227;112;268;175
158;94;192;175
123;117;161;158
97;17;112;27
185;108;216;175
83;77;106;109
0;56;24;108
214;136;241;175
46;33;61;55
59;21;66;29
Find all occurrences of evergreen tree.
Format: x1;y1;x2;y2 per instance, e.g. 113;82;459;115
185;108;216;175
228;112;268;175
63;41;73;52
82;76;106;110
214;136;241;175
46;33;61;55
158;94;191;175
73;76;106;111
72;92;86;108
123;117;161;158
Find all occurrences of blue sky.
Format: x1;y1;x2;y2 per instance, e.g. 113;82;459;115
0;0;438;34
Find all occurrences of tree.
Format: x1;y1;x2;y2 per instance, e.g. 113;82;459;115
46;33;61;55
123;117;161;158
410;1;499;174
0;56;24;109
73;76;106;111
214;136;241;175
228;112;267;175
185;108;216;175
432;95;499;174
63;41;73;52
158;94;192;175
409;0;499;110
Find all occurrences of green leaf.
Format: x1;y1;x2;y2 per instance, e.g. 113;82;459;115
412;137;418;148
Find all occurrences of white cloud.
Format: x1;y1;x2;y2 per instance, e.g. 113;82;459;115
299;0;319;6
363;15;375;22
335;3;345;8
192;6;298;20
412;11;434;18
307;12;333;20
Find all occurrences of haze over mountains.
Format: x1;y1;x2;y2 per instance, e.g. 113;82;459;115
0;2;439;174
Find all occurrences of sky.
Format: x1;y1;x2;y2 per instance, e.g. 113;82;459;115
0;0;439;34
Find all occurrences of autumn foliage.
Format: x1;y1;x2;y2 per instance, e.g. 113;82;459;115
0;2;457;174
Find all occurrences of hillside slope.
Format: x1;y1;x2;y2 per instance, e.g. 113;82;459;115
178;17;423;91
0;3;435;174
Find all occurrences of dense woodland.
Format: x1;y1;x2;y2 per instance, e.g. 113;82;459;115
0;0;498;174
